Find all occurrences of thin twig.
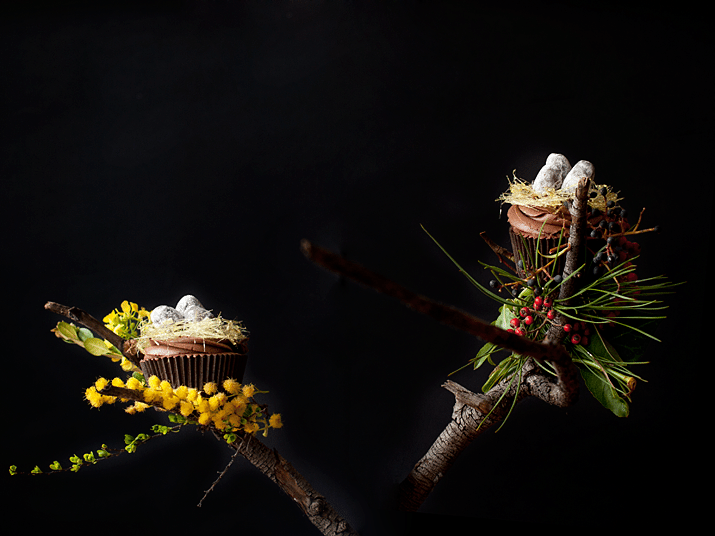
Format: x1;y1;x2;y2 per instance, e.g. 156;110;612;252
300;240;572;367
198;441;242;507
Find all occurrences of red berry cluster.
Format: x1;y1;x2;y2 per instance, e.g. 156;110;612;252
561;321;590;346
506;296;556;338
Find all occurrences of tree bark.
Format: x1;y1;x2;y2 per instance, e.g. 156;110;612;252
221;431;359;536
396;359;573;511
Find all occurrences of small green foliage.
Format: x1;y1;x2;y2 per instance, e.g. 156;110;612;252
31;465;42;474
49;461;62;471
9;465;17;476
168;413;187;424
151;424;171;435
52;321;123;358
224;432;238;444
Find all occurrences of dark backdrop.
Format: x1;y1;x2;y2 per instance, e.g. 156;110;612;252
4;2;710;534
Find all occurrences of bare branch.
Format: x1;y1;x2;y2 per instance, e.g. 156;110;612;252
301;240;572;368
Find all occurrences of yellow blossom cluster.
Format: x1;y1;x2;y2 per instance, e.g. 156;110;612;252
103;300;150;340
85;375;282;436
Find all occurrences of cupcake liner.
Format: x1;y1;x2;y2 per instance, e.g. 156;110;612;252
140;353;248;390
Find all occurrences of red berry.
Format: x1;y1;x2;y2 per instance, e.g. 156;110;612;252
520;307;529;317
524;315;534;326
515;328;525;336
547;309;555;320
543;300;551;309
571;334;581;344
510;318;520;328
563;324;572;333
507;328;515;333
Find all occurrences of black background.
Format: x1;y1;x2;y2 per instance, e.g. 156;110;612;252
4;2;711;534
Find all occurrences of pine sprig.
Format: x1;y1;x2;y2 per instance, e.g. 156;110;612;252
426;221;681;418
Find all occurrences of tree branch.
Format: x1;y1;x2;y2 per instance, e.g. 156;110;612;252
300;240;572;368
215;430;359;536
303;178;591;512
97;390;358;534
44;301;142;369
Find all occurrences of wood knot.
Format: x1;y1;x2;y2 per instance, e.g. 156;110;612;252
308;497;327;516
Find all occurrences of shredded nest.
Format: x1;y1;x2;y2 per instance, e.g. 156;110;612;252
496;172;623;214
134;315;248;353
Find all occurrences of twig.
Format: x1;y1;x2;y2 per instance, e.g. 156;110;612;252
480;231;514;264
44;301;142;369
198;441;242;507
300;240;572;368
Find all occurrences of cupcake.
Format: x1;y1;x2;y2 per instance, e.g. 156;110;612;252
500;154;612;280
506;203;573;279
136;295;249;390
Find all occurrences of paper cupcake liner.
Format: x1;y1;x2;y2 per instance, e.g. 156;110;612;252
509;227;566;280
140;353;248;390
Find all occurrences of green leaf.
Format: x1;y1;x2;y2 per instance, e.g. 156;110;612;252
49;461;62;471
495;303;518;330
9;465;17;476
83;337;109;356
132;372;145;384
472;342;500;369
77;328;94;342
587;325;624;364
579;363;629;417
31;465;42;474
56;321;78;340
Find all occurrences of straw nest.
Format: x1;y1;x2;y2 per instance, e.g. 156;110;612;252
134;315;248;353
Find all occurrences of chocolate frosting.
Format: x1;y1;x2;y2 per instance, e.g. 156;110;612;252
143;338;238;358
507;205;571;239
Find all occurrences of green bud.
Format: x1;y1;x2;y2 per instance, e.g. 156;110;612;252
9;465;17;476
31;465;42;474
49;461;62;471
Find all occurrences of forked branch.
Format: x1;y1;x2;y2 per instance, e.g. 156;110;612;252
302;177;591;512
